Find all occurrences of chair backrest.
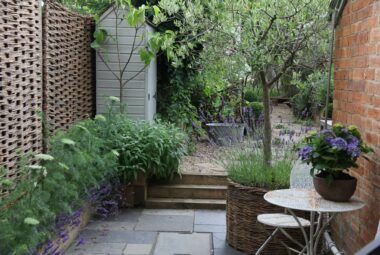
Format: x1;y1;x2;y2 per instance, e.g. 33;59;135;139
290;160;313;189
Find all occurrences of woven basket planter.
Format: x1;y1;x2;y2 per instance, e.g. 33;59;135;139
226;182;308;254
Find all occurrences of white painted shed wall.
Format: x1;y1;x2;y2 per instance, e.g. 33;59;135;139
96;6;157;121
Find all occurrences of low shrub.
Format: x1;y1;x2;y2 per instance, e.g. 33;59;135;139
247;101;264;119
226;147;295;189
0;103;187;254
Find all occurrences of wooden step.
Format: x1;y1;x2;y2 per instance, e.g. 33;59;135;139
145;198;226;209
148;184;227;200
159;174;229;186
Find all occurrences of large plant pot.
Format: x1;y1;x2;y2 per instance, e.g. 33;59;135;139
313;173;357;202
206;123;245;146
226;182;307;254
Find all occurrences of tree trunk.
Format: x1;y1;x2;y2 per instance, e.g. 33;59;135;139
260;72;272;166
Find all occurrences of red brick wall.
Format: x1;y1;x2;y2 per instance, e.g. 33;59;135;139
332;0;380;253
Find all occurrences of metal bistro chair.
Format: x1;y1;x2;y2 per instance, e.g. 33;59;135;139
256;160;314;255
256;210;311;254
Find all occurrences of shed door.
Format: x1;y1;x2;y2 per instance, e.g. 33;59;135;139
146;56;157;122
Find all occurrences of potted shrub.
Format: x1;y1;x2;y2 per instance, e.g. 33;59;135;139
299;123;373;202
225;147;304;254
199;96;245;146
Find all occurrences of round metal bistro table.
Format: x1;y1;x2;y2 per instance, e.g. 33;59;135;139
264;188;365;255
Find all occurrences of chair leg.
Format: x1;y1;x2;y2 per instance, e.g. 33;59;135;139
256;228;280;255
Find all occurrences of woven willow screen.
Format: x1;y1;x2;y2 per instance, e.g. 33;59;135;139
0;0;43;185
1;0;95;196
43;0;95;132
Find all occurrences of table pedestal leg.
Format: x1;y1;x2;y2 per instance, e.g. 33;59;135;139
288;209;336;255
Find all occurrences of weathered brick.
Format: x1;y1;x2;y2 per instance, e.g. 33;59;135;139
332;0;380;253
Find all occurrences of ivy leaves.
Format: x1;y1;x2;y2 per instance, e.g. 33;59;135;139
24;217;40;225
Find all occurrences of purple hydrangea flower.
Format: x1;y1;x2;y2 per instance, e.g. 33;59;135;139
299;145;313;160
347;135;359;146
330;137;348;150
347;143;361;157
324;135;334;143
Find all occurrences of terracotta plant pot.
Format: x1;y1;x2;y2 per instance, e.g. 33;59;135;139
313;172;357;202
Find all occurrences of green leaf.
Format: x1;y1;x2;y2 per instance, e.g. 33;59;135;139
24;217;40;225
153;5;160;15
139;48;154;65
109;96;120;102
91;41;101;49
58;162;70;170
27;165;44;170
0;179;13;187
94;29;107;44
35;154;54;161
61;138;75;146
95;114;107;122
111;150;120;157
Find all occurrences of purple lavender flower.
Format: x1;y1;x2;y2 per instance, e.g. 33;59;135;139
299;145;313;160
76;236;86;246
330;137;348;150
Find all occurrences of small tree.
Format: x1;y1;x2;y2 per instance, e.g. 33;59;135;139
195;0;330;165
91;1;173;112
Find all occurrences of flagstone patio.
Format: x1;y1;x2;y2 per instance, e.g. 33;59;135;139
66;209;244;255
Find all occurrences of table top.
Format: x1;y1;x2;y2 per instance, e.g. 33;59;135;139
264;188;365;213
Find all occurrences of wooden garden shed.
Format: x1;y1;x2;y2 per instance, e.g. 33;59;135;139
96;6;157;121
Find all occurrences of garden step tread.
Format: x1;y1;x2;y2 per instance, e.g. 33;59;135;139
149;184;228;189
145;198;226;209
148;184;227;200
160;174;229;186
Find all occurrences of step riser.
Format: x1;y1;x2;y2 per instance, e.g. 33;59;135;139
167;175;228;186
145;201;226;210
148;187;227;200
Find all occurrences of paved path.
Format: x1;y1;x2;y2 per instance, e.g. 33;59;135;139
66;209;245;255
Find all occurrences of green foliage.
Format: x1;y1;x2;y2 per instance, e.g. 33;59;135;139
247;102;264;119
290;71;333;119
0;101;187;254
226;147;295;189
94;104;187;180
0;124;118;254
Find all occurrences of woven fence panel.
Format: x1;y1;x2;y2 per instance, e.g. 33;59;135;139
43;0;95;133
0;0;43;191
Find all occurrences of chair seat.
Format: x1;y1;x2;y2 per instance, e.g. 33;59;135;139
257;213;310;229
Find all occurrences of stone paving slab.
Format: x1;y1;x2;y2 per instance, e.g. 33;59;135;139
106;209;142;222
135;214;194;232
86;220;136;231
123;244;153;255
79;229;157;244
152;232;212;255
66;242;126;254
66;209;248;255
195;210;226;225
194;224;226;233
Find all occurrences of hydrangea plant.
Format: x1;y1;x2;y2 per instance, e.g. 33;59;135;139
299;123;373;180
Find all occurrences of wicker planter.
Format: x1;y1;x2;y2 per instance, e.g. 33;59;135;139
226;182;307;254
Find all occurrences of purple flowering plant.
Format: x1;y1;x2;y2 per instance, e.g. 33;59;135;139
299;123;373;178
